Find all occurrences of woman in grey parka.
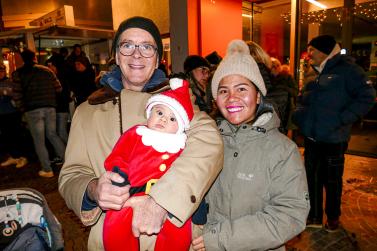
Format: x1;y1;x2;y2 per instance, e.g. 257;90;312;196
192;40;310;251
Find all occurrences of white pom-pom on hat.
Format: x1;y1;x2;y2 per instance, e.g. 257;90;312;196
169;78;183;90
226;39;250;56
211;39;267;99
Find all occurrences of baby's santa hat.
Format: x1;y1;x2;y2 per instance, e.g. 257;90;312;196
146;78;194;134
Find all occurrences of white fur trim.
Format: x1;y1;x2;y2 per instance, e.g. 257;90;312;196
136;125;186;153
169;78;183;90
227;40;250;55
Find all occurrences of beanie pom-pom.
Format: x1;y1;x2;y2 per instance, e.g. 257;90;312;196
226;40;250;56
169;78;184;90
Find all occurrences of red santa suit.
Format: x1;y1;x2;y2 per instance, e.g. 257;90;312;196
103;79;194;251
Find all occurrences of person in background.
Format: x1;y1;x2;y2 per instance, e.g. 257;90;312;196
205;51;222;72
46;54;71;145
70;56;97;106
247;41;295;134
0;63;28;168
280;64;291;75
293;35;376;231
247;40;273;90
66;44;90;70
12;49;65;178
59;47;69;59
59;16;223;251
183;55;213;114
158;62;168;76
95;58;117;88
192;40;309;251
267;57;298;135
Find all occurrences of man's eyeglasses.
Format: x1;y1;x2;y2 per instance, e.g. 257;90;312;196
118;42;157;58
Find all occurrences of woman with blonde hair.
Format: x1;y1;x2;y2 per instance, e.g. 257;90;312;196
247;40;272;69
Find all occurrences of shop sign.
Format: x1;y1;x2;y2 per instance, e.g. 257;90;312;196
29;5;75;27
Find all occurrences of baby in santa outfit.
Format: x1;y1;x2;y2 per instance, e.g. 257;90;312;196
103;78;199;251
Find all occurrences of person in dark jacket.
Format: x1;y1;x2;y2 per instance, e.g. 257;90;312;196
66;44;91;70
0;63;28;168
70;56;97;106
268;57;298;134
183;55;213;114
293;35;376;231
12;49;66;178
46;54;72;144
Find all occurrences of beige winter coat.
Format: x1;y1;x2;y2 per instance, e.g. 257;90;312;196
58;88;224;250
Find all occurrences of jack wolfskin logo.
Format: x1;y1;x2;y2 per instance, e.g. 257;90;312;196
237;172;254;181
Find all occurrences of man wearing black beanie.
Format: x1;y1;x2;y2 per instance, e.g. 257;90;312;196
59;16;223;251
112;16;163;63
293;34;376;232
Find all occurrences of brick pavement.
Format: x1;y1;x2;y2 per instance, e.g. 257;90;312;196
1;153;376;251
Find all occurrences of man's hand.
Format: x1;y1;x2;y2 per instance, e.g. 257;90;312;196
87;171;130;210
123;195;168;237
192;236;206;251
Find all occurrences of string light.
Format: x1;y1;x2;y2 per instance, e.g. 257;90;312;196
281;1;377;25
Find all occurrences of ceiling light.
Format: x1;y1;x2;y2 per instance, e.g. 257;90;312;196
306;0;327;9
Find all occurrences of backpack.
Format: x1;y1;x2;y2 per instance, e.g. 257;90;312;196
0;188;64;251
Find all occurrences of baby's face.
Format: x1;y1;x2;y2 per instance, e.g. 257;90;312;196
147;104;179;134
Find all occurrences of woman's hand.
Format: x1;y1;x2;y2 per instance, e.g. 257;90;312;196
192;235;206;251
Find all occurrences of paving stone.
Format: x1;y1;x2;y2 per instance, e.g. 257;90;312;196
287;154;377;251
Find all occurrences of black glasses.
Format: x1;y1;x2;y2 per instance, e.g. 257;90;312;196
118;42;157;58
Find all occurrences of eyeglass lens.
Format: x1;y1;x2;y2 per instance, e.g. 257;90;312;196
119;42;156;58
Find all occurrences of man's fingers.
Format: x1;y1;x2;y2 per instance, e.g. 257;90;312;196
125;195;166;236
106;171;125;183
96;172;130;210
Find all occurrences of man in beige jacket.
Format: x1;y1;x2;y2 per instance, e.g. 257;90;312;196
58;16;223;250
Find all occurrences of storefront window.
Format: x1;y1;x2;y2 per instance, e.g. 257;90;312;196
242;0;376;154
242;0;291;64
295;0;377;154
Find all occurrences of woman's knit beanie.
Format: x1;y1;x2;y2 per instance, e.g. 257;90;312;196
211;40;267;100
183;55;210;73
112;16;163;62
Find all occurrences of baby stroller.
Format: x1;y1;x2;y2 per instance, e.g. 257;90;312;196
0;188;64;250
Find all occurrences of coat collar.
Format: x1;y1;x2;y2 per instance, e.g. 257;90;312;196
88;68;169;105
217;110;280;136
